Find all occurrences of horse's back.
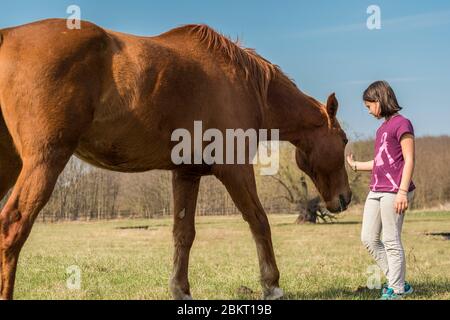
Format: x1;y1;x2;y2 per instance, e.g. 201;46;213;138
0;19;255;173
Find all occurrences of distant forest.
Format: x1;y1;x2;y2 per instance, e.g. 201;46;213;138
1;136;449;221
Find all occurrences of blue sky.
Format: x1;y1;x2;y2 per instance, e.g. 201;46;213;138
1;0;449;139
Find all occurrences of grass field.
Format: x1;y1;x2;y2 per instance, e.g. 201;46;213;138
15;209;450;300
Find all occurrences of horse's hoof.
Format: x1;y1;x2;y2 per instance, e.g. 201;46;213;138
172;291;193;300
263;287;284;300
170;283;193;300
172;292;193;300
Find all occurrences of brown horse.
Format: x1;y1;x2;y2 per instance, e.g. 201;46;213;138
0;19;352;300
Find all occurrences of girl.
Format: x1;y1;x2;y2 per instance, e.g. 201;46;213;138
346;81;416;300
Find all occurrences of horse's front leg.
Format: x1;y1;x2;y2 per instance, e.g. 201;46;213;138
169;169;201;300
213;164;283;300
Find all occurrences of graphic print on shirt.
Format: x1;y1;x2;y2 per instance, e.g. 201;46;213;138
374;132;399;191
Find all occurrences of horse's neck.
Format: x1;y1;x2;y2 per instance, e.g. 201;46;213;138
265;74;326;142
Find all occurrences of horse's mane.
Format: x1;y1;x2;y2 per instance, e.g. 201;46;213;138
170;24;295;98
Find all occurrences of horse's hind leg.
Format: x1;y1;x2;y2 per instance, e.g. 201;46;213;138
0;98;85;299
0;115;21;201
170;169;201;300
0;115;21;296
213;165;283;300
0;145;73;299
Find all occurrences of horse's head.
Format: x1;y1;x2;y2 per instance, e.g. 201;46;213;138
294;93;352;213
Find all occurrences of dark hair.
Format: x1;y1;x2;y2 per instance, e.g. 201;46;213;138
363;81;402;117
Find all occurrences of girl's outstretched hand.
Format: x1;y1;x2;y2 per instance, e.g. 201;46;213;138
346;153;355;167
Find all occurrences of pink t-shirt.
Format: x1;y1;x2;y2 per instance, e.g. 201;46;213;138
370;114;416;193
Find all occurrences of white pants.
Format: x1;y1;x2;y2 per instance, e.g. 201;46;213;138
361;190;415;293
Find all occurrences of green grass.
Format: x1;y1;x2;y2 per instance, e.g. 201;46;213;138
15;210;450;300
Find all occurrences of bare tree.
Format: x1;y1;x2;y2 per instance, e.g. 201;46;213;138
10;136;449;222
269;164;336;224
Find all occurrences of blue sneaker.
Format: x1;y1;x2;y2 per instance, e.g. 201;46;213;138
404;282;414;295
380;288;404;300
381;282;413;296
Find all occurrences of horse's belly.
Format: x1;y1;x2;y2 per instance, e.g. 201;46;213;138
75;125;175;172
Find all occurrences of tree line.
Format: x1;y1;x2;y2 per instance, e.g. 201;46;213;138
1;136;449;221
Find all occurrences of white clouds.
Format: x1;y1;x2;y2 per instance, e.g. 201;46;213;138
289;10;450;39
382;10;450;29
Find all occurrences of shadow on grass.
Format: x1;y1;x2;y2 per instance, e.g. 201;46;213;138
405;281;450;299
281;287;379;300
274;221;361;227
407;219;450;224
327;221;361;226
425;232;450;240
278;280;450;300
116;225;153;230
233;285;378;300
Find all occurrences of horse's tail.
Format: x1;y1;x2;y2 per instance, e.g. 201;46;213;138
0;30;6;125
0;30;3;112
0;30;4;112
0;30;4;49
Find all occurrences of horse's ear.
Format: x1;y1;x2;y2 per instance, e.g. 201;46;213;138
326;93;339;119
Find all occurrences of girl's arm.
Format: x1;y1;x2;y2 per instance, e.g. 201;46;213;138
398;134;415;191
395;133;415;214
346;154;374;172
